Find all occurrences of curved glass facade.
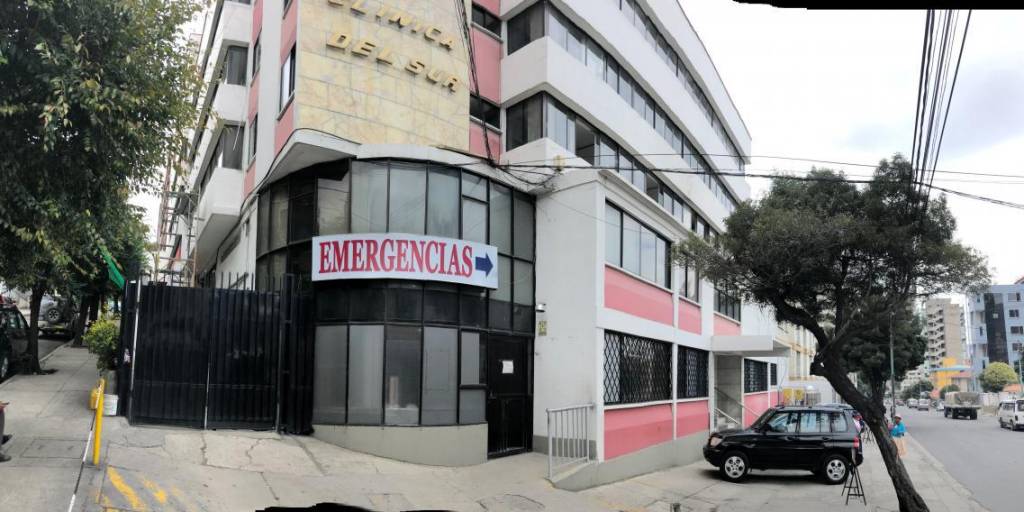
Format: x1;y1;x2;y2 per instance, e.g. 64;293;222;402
256;159;535;427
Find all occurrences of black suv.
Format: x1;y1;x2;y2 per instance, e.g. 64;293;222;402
703;405;864;484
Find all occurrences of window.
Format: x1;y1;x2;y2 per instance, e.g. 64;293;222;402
1011;309;1020;318
251;36;261;78
766;412;798;433
268;182;288;250
313;325;348;423
513;192;534;259
470;95;500;130
459;332;486;424
426;166;459;238
603;331;672;405
348;325;384;424
317;177;349;235
605;203;621;267
715;285;741;320
680;254;700;302
1011;326;1024;335
677;346;709;399
585;38;604;81
248;116;258;161
605;203;670;287
799;412;826;433
575;117;596;164
471;4;501;35
350;161;388;233
280;46;295;111
545;97;573;150
506;1;543;53
462;173;487;243
387;162;426;234
744;359;768;393
829;413;848;432
384;325;422;425
219;126;244;169
422;327;458;425
223;46;248;85
769;363;777;386
505;94;542;150
490;183;512;254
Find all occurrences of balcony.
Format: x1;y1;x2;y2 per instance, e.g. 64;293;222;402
194;166;244;269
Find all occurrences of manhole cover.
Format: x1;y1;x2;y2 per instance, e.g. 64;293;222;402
21;439;86;459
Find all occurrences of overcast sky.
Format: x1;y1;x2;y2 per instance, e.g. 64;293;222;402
683;2;1024;286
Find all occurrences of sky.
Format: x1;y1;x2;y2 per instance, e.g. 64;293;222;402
682;2;1024;286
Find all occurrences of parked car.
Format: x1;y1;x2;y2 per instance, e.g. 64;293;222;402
1;304;30;381
908;398;919;408
916;400;930;411
997;399;1024;431
704;406;864;484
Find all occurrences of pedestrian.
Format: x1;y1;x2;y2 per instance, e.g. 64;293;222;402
0;399;11;462
889;413;907;457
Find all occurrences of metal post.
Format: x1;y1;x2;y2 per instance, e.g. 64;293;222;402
546;410;553;479
127;281;143;422
889;311;897;421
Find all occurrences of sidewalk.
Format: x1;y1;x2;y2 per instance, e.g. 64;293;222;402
0;344;101;512
1;345;990;512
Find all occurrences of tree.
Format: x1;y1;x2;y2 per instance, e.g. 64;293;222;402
900;380;933;401
979;362;1018;392
0;0;200;371
678;155;989;512
840;305;927;404
939;384;959;399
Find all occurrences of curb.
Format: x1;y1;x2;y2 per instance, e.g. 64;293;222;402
0;339;75;390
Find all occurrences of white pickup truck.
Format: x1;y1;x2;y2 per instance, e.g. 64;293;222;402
944;391;981;420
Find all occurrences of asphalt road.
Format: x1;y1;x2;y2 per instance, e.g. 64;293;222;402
899;405;1024;512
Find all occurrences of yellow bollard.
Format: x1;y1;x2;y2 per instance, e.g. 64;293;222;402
93;378;105;466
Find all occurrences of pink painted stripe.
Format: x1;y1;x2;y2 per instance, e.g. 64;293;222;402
678;299;701;334
713;314;741;335
604;266;673;326
743;391;772;427
604;404;673;459
274;101;294;156
469;28;500;102
280;0;297;59
243;163;256;199
469;122;501;159
251;0;263;40
475;0;500;15
676;399;709;437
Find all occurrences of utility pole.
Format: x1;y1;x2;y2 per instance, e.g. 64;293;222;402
890;311;897;421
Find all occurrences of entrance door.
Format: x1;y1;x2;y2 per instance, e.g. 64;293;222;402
486;335;532;457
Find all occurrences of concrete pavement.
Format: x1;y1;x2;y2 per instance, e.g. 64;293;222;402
0;346;992;512
0;344;101;512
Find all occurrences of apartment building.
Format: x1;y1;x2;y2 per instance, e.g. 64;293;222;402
967;279;1024;378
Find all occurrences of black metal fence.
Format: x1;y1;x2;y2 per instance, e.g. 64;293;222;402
117;274;313;434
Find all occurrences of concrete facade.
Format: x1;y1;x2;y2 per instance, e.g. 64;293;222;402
923;298;965;384
967;283;1024;378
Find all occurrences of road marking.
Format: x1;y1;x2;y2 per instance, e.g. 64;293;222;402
140;477;168;505
106;467;146;511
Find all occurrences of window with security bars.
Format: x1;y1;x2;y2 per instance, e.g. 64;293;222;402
744;359;768;393
603;331;671;405
769;363;777;386
676;346;709;399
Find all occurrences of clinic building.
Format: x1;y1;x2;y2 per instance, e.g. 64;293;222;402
157;0;785;487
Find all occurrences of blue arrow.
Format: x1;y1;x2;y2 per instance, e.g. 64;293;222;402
475;253;494;276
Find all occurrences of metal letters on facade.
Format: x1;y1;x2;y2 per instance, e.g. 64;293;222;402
312;233;499;289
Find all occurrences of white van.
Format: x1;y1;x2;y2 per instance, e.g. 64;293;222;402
997;399;1024;431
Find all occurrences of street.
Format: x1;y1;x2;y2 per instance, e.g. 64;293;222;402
38;335;65;361
899;406;1024;512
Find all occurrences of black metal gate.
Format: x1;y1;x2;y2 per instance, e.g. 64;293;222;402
118;276;313;433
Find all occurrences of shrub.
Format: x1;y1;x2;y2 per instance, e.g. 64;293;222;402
979;362;1018;393
84;317;120;371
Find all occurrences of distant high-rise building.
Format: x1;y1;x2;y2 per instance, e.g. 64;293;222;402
923;298;964;374
967;281;1024;377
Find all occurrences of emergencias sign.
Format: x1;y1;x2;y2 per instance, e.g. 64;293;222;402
312;234;499;289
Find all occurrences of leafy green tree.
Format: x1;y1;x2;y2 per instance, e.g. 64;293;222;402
678;155;988;512
840;305;926;404
900;380;933;401
979;362;1018;392
939;384;959;399
0;0;199;371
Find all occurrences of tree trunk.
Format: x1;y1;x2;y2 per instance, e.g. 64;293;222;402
23;283;45;374
813;357;929;512
70;293;91;347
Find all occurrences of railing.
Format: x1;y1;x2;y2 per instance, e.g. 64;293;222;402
546;404;594;480
715;408;741;428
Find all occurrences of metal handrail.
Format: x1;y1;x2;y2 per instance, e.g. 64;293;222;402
546;403;594;480
715;407;741;427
